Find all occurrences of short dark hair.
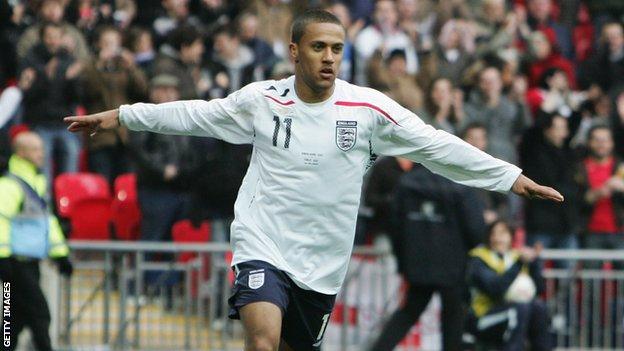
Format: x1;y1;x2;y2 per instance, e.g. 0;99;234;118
290;9;343;44
486;220;514;247
168;25;202;51
586;123;611;142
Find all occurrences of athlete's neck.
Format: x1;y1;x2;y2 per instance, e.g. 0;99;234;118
294;76;335;103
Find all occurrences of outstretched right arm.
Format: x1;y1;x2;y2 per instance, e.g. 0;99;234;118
64;84;257;144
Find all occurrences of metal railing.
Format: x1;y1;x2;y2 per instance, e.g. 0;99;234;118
54;242;624;350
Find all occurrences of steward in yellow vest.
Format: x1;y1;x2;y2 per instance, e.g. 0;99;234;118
0;131;73;351
464;221;551;351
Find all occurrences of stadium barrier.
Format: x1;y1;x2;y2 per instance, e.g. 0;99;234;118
48;242;624;350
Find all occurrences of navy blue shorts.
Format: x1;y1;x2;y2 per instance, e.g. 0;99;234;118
228;260;336;350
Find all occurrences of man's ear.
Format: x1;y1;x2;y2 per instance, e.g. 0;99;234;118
289;42;299;63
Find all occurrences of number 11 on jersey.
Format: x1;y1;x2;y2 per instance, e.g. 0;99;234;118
272;115;292;149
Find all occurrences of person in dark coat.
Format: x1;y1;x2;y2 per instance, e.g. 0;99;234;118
369;163;485;351
20;21;83;184
520;112;581;257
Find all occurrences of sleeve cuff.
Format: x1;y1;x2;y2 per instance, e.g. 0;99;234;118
499;165;523;193
118;104;130;127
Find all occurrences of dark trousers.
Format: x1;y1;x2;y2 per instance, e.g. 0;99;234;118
370;283;465;351
138;188;189;287
5;260;52;351
88;145;130;186
466;301;551;351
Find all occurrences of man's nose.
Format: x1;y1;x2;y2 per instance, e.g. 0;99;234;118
322;48;335;63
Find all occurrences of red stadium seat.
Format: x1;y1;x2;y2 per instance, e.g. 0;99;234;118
111;173;141;241
54;173;112;240
171;220;211;263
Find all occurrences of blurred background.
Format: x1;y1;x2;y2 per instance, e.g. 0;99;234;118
1;0;624;350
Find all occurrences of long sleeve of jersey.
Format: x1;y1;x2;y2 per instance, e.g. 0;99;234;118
370;91;522;193
119;84;257;144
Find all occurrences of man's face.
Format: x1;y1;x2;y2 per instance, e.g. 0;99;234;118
388;56;407;76
479;68;503;97
544;116;568;147
431;78;452;106
98;30;122;60
291;22;345;94
180;39;204;65
463;127;488;151
240;15;258;41
397;0;417;21
214;33;238;58
41;1;64;23
164;0;189;18
20;136;45;169
43;26;64;54
588;128;614;159
528;0;551;22
150;85;180;103
374;0;398;30
328;3;351;28
484;0;505;23
605;24;624;53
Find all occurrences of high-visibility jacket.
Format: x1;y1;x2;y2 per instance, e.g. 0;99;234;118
0;155;69;258
468;246;525;317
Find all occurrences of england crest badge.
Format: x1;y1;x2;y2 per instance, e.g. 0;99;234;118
248;270;265;289
336;120;357;151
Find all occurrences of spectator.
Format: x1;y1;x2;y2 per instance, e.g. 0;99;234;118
354;0;418;85
208;25;263;99
525;30;576;90
581;22;624;93
325;1;363;82
0;0;29;83
82;26;148;184
419;77;464;134
126;26;157;72
396;0;437;52
0;131;73;351
364;156;414;239
419;19;475;87
370;164;485;351
17;0;91;62
526;67;587;119
152;0;201;44
577;125;624;259
20;21;83;184
463;66;528;165
368;49;424;113
474;0;525;58
461;122;510;224
521;113;580;254
248;0;293;59
187;139;252;242
526;0;574;60
237;11;279;80
128;74;202;270
465;220;551;351
152;25;205;99
612;90;624;157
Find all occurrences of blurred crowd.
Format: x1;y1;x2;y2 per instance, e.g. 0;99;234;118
1;0;624;252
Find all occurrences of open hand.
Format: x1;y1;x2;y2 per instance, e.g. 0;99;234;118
512;174;564;202
64;109;120;136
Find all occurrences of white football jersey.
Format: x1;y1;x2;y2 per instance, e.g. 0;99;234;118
120;76;522;294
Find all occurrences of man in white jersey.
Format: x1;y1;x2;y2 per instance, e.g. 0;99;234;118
65;10;563;351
